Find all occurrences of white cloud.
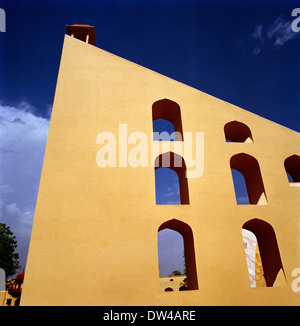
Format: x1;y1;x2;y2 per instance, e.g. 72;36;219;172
166;200;180;205
0;184;15;194
252;25;264;45
251;25;264;55
6;202;23;219
250;15;296;56
252;47;261;56
267;16;296;48
0;103;50;273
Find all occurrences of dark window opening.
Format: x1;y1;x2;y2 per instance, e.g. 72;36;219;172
154;152;189;204
158;228;185;277
231;169;250;205
224;120;253;143
158;219;198;291
153;118;177;141
230;153;267;205
152;99;183;141
284;155;300;183
155;168;181;205
242;219;286;287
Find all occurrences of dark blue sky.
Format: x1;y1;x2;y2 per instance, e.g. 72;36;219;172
1;0;300;131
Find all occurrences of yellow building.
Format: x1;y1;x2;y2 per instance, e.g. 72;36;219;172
1;273;24;306
159;275;187;292
21;24;300;305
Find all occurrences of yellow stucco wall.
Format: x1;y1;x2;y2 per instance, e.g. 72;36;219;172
159;275;187;292
21;35;300;305
0;292;5;306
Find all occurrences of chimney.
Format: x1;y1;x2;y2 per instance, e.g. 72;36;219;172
65;24;96;46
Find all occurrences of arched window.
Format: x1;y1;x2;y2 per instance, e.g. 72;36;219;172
284;155;300;184
230;153;267;205
224;121;253;143
152;99;183;141
231;169;250;205
164;287;174;292
153;119;176;141
158;228;185;277
154;152;189;204
155;168;181;205
241;228;265;287
158;219;198;291
242;219;286;287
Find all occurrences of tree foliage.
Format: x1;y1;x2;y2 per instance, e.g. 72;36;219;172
0;223;21;277
169;250;188;290
168;270;183;276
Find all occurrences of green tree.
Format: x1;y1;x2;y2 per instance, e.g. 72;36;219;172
180;250;188;289
168;270;183;276
0;223;21;277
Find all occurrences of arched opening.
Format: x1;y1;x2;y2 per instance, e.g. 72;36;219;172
164;287;173;292
284;155;300;184
158;219;198;291
152;99;183;141
153;118;177;141
224;120;253;143
154;152;189;204
231;169;250;205
230;153;267;205
158;228;185;276
242;228;265;287
242;219;286;287
155;168;181;204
